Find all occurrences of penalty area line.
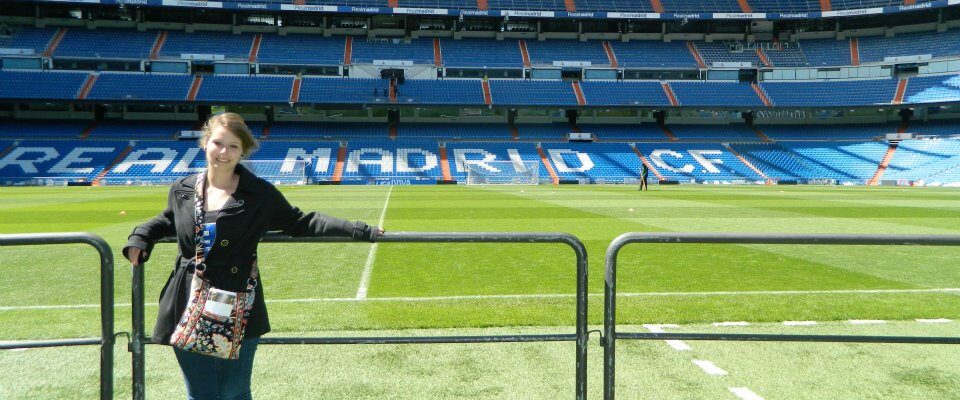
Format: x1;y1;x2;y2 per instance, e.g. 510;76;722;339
355;185;392;300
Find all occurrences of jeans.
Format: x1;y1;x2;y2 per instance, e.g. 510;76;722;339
173;337;260;400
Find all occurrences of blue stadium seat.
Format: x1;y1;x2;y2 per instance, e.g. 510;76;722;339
160;31;253;61
351;37;434;65
579;81;671;107
298;77;390;104
441;39;523;68
196;75;294;103
87;73;193;102
0;71;88;101
396;79;485;105
55;28;155;59
902;74;960;105
671;82;764;107
800;38;852;67
760;79;899;107
610;41;697;69
488;79;577;106
524;40;609;67
257;34;344;66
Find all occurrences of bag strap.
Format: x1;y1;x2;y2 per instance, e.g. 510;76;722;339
193;171;259;293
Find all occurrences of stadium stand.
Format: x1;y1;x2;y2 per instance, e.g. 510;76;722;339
524;40;610;67
579;81;672;107
0;139;127;184
760;79;900;107
577;124;669;141
86;121;193;139
799;38;853;67
541;142;642;183
0;120;87;139
609;41;698;69
749;0;820;12
54;28;155;59
0;26;55;54
196;75;294;103
0;71;88;100
267;122;388;139
340;139;444;181
757;124;897;141
696;42;763;67
396;79;486;105
399;123;513;139
902;74;960;105
487;79;578;106
575;0;654;12
661;0;741;12
858;30;960;64
159;31;253;61
444;141;545;181
882;138;960;182
440;39;524;68
634;142;764;182
298;77;389;104
351;37;434;65
667;124;760;141
87;73;193;102
257;34;345;66
670;82;765;107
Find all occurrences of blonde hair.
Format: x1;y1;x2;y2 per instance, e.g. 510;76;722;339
200;112;259;157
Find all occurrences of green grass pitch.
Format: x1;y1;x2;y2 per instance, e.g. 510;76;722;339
2;184;960;399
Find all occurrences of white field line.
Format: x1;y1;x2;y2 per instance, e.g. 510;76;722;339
729;387;765;400
2;287;959;311
644;324;691;351
692;359;728;376
713;321;750;326
355;185;393;300
916;318;952;323
783;321;818;326
848;319;887;324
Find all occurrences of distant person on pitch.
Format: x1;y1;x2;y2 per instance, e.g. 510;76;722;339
123;112;383;400
639;163;649;191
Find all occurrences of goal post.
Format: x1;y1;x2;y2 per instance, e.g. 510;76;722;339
465;160;540;185
241;159;309;185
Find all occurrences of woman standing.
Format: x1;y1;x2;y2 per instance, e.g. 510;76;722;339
123;113;382;400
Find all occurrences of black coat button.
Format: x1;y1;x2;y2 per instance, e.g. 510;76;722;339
220;239;229;247
230;266;238;274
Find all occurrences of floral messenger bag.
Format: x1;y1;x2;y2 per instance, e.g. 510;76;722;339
169;171;258;359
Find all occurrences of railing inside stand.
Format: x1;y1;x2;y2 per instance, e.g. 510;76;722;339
132;231;589;400
0;232;115;400
603;232;960;400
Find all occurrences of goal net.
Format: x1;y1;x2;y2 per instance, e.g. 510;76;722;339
241;159;309;185
465;160;539;185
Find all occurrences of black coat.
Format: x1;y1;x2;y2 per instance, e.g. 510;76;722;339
123;165;377;344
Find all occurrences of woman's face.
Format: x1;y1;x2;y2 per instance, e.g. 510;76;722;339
204;126;244;172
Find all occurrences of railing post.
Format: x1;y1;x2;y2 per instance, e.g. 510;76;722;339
134;231;590;400
602;232;960;400
0;232;115;400
131;262;146;400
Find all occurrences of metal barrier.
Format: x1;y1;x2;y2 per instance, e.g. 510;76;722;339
132;231;589;400
603;232;960;400
0;232;115;400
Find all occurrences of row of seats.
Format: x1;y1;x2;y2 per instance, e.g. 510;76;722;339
0;120;950;141
3;70;954;107
5;25;960;69
167;0;908;12
3;137;959;185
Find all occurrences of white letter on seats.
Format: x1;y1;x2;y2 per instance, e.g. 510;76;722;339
282;148;332;173
49;147;116;174
171;147;204;173
0;147;58;174
649;150;694;173
397;148;438;173
453;149;497;173
346;148;393;173
688;150;723;173
112;148;177;174
547;149;594;173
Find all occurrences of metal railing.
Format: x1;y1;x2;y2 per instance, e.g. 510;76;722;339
603;232;960;400
132;231;589;400
0;232;115;400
